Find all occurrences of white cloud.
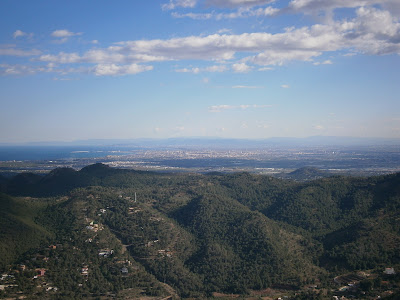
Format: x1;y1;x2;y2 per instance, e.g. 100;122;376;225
313;59;333;65
176;65;228;73
37;7;400;70
232;85;263;88
163;0;275;10
248;49;322;66
343;52;357;56
39;50;168;65
281;84;290;88
253;6;279;16
51;29;83;38
172;5;279;20
382;1;400;17
39;52;81;63
217;28;232;34
0;64;36;75
0;63;62;76
92;63;153;76
50;30;82;44
288;0;399;14
205;0;275;8
13;30;26;38
209;104;271;112
0;46;41;57
0;61;152;77
9;5;400;77
13;30;33;39
162;0;197;10
176;67;201;73
258;66;274;71
232;62;252;72
209;104;233;112
172;12;213;19
313;124;325;130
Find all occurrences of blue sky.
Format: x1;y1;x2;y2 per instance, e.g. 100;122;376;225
1;0;400;143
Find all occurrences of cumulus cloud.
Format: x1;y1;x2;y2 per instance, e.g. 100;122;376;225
209;104;271;112
205;0;275;8
382;1;400;17
0;46;41;57
232;62;252;72
248;49;322;66
172;5;279;19
0;63;62;76
82;27;334;67
34;6;400;76
172;12;213;19
289;0;366;12
38;50;168;65
13;30;26;38
162;0;197;10
164;0;400;23
281;84;290;88
1;61;153;77
258;66;274;71
0;64;37;75
163;0;275;10
13;30;33;39
313;59;333;65
176;65;228;73
92;63;153;76
217;28;232;34
288;0;400;14
8;4;400;77
50;29;83;44
232;85;264;88
51;29;82;38
347;6;400;55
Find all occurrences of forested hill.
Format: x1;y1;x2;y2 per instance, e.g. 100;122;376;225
0;164;399;299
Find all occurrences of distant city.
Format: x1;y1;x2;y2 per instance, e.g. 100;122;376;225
1;137;400;178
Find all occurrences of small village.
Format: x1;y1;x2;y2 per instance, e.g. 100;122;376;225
1;212;398;300
0;192;166;299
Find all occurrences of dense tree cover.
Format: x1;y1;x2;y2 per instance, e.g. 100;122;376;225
0;193;51;269
1;164;400;298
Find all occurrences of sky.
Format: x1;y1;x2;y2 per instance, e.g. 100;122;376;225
1;0;400;143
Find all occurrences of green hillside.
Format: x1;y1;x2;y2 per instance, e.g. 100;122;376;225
1;164;400;299
0;193;51;270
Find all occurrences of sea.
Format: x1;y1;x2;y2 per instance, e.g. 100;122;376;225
0;145;133;161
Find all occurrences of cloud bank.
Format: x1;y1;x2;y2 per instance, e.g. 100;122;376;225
1;2;400;77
